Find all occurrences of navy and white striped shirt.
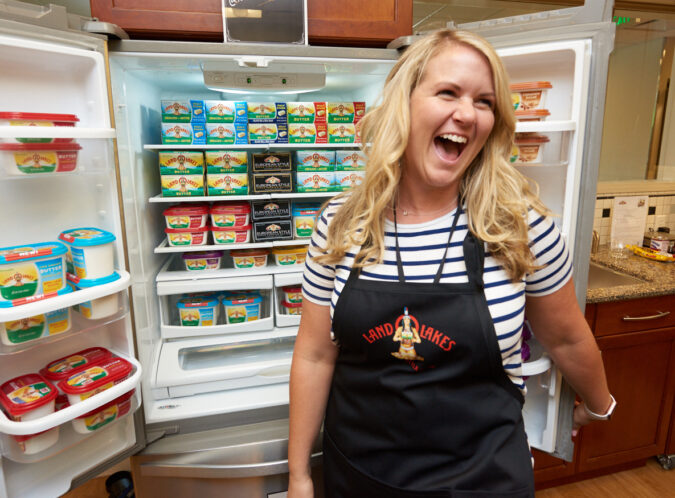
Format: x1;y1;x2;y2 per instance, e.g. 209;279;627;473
302;197;572;392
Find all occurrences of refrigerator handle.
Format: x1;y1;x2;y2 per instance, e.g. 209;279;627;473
139;452;322;479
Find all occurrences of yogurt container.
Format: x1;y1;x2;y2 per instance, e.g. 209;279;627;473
1;287;73;346
66;272;121;320
0;373;59;455
58;228;115;280
212;225;251;245
0;242;67;305
181;251;223;271
177;296;219;326
222;293;262;323
0;112;79;144
281;285;302;304
163;204;209;229
230;248;269;269
510;81;552;111
272;246;308;266
40;347;113;394
210;202;251;228
510;134;550;164
58;356;133;404
0;142;81;175
292;203;321;239
280;300;302;315
72;389;134;434
165;226;210;247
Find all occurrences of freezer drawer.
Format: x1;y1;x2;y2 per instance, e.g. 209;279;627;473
131;418;323;498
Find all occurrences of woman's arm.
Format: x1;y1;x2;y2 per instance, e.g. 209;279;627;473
525;278;613;433
288;299;338;496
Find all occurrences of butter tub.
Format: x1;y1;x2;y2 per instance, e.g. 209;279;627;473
0;142;81;175
181;251;223;271
212;225;251;245
58;356;133;405
210;202;251;228
0;112;79;144
0;373;59;455
67;272;121;320
510;134;550;164
72;389;134;434
40;347;113;395
165;226;210;247
280;300;302;315
58;227;115;280
1;286;73;346
272;246;307;266
163;204;210;229
282;285;302;304
292;203;321;238
511;81;552;111
231;248;269;269
222;293;262;324
0;242;67;305
177;296;219;326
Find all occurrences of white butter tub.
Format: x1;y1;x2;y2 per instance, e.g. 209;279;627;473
0;142;82;175
58;227;116;280
67;272;121;320
58;356;133;406
72;389;135;434
1;302;72;346
0;111;79;144
0;373;59;455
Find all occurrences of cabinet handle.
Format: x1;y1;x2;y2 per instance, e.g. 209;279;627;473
622;310;670;322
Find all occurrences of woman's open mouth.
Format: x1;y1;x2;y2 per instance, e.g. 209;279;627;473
435;133;468;162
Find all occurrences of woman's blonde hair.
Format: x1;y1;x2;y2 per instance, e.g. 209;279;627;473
315;29;549;281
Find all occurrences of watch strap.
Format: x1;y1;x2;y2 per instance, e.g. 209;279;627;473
584;394;617;420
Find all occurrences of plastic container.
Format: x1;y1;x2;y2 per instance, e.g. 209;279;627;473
181;251;223;271
210;202;251;228
0;142;82;175
510;81;552;111
514;109;550;122
66;272;121;320
272;246;308;266
0;112;79;144
58;356;133;405
72;389;134;434
280;300;302;315
163;204;209;229
0;373;59;455
282;285;302;304
58;228;116;280
212;225;251;245
292;203;321;239
230;248;269;269
0;241;67;305
165;226;210;247
222;293;262;323
177;296;219;326
1;288;72;346
40;347;113;394
510;134;550;164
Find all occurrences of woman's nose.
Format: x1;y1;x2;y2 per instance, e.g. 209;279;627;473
452;97;477;124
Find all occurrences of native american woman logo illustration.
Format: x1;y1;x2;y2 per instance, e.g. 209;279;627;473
391;307;424;361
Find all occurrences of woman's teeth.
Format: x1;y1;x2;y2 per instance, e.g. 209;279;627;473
439;133;468;144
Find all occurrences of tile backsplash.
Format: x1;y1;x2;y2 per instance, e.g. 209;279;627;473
593;194;675;246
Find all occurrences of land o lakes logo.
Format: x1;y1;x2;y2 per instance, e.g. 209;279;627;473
362;307;456;367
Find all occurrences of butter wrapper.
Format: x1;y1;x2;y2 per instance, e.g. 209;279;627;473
287;102;327;123
328;124;358;144
162;123;201;144
205;151;248;173
205;123;248;144
159;151;205;175
295;150;335;172
207;173;249;196
296;171;334;192
288;123;327;144
192;100;248;123
248;123;288;144
161;174;205;197
335;150;366;171
247;102;287;122
326;102;366;124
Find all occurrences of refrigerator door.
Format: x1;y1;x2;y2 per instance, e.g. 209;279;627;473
0;10;144;498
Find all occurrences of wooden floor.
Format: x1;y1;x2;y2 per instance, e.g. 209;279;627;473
62;458;675;497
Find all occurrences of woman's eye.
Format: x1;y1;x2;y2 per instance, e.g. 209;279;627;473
439;89;457;97
477;98;495;110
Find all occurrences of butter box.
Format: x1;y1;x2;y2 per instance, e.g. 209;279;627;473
161;100;192;122
207;172;249;196
205;123;248;144
251;172;293;194
251;199;292;221
334;170;365;191
191;100;247;123
252;152;292;173
159;151;205;175
288;123;327;144
326;102;366;124
253;220;293;242
247;102;287;122
296;171;334;192
205;151;248;173
295;150;335;172
162;123;203;144
161;174;205;197
328;124;358;144
287;102;327;124
248;123;288;144
335;150;366;171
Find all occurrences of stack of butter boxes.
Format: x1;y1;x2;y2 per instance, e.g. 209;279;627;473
160;100;248;145
295;149;366;192
159;151;205;197
248;103;288;144
327;102;365;144
251;198;293;243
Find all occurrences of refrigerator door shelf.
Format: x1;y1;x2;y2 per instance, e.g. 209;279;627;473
149;192;335;203
154;238;309;254
0;269;130;322
0;354;142;436
0;127;115;140
516;120;575;133
273;272;302;329
523;366;562;452
143;143;364;151
1;392;140;464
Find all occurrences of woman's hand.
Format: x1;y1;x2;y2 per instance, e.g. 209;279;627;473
571;401;596;437
288;473;315;498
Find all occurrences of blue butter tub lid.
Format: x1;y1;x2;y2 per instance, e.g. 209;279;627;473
58;227;116;247
0;241;68;265
66;271;120;289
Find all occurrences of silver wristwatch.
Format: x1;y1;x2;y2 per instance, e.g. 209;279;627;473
584;394;617;421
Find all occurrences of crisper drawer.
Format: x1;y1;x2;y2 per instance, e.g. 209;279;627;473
273;272;303;328
157;275;274;339
594;295;675;337
154;329;296;399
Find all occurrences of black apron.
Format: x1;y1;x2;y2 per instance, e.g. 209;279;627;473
323;205;534;497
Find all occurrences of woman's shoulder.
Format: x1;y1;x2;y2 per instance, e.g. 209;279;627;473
319;192;350;222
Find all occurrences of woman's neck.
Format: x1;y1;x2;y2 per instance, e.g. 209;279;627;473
393;184;459;223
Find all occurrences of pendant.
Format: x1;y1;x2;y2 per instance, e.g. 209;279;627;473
402;209;408;216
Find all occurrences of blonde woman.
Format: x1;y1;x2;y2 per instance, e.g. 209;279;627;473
289;29;614;498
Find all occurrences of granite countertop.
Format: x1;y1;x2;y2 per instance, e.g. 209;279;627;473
586;248;675;303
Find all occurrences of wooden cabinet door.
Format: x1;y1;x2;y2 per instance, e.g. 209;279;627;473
533;448;576;488
577;328;675;472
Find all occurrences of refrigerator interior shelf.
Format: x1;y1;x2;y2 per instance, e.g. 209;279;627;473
149;192;335;203
160;316;275;340
521;353;552;376
1;394;140;464
0;354;142;436
154;239;309;254
0;270;131;322
515;120;576;133
0;127;116;139
156;273;273;296
143;143;363;151
513;161;570;168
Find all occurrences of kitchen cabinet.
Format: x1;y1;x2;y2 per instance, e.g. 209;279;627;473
89;0;412;46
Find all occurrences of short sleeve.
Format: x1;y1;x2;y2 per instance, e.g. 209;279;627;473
524;211;572;296
301;201;339;306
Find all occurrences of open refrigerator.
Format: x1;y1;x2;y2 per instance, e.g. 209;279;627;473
0;1;614;496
